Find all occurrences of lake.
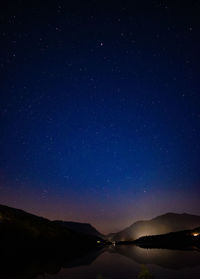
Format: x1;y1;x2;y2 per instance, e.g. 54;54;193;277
36;245;200;279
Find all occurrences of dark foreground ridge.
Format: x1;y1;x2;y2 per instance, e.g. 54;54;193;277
133;227;200;250
0;204;105;247
0;204;107;278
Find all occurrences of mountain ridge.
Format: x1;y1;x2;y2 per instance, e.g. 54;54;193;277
0;203;104;241
1;204;200;243
108;212;200;241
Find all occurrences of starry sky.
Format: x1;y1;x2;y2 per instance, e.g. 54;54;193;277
0;0;200;233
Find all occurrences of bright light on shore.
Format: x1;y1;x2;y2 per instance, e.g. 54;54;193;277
192;233;199;237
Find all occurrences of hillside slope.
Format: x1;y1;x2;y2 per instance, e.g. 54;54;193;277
109;213;200;241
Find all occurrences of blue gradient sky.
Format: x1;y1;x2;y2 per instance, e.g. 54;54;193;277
0;1;200;233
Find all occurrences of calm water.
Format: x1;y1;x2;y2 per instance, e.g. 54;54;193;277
36;246;200;279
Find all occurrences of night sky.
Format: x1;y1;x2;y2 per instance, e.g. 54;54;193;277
1;1;200;233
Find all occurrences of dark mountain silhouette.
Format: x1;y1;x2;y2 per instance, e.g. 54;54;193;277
0;204;105;278
134;226;200;250
108;213;200;241
54;220;104;239
0;204;103;255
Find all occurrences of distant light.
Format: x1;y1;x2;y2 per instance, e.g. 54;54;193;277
192;233;199;237
97;240;101;243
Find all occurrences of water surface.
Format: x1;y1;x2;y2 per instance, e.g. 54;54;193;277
36;246;200;279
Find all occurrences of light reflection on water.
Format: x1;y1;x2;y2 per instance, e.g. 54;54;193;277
36;246;200;279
